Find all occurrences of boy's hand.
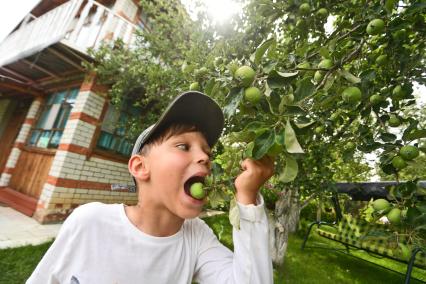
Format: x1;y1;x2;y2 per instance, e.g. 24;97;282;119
234;156;274;205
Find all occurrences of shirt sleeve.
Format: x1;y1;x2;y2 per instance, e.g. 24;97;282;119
193;194;273;284
26;208;82;284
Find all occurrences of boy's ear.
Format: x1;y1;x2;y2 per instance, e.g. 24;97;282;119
128;155;150;181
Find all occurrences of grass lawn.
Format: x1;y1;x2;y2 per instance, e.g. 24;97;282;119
0;241;53;284
1;214;425;283
204;214;426;283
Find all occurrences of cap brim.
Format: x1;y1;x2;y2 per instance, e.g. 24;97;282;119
132;91;224;155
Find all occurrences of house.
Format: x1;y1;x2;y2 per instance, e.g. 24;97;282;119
0;0;149;223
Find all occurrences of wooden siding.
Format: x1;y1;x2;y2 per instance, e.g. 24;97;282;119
0;100;30;172
9;148;55;198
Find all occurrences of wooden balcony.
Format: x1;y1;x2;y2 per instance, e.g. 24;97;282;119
0;0;139;68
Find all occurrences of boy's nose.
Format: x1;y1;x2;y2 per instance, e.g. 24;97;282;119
195;150;210;165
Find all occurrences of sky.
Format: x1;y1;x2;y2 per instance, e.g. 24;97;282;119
0;0;40;43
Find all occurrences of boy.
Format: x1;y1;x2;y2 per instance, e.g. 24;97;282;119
27;91;274;283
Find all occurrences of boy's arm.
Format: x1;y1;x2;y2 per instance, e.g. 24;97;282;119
194;156;274;283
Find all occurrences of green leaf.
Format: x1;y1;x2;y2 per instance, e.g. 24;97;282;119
338;69;361;84
403;129;426;141
323;74;336;91
253;130;275;159
319;47;330;59
275;70;299;78
228;130;256;143
295;120;315;128
279;94;294;113
204;79;217;96
265;82;272;97
380;133;397;142
279;155;298;183
208;189;224;209
284;120;304;153
385;0;397;13
263;61;277;74
244;141;255;158
251;38;276;65
267;70;295;88
283;105;307;116
294;77;315;102
244;121;266;132
223;88;243;119
229;197;240;230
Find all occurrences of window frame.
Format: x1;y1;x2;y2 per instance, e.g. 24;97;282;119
95;101;141;157
27;88;78;149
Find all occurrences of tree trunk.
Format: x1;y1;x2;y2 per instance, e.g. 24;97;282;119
316;195;322;222
269;187;300;266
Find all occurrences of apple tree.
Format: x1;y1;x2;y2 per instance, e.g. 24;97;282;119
89;0;426;265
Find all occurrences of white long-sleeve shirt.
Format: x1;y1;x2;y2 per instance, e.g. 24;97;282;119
27;198;272;284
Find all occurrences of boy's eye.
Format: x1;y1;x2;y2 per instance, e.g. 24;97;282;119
177;144;189;151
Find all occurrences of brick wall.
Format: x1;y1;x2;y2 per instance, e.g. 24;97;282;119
34;78;137;223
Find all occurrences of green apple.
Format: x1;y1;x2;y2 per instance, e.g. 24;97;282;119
366;19;385;35
393;29;407;41
375;54;388;66
318;59;333;69
297;61;311;75
314;71;324;82
244;87;262;104
299;3;311;15
342;86;362;104
388;115;401;127
369;94;383;105
345;141;356;151
372;199;391;212
235;66;256;87
189;82;200;91
387;208;401;224
315;125;325;134
189;182;206;199
392;156;407;170
316;8;328;19
392;85;406;100
399;145;419;161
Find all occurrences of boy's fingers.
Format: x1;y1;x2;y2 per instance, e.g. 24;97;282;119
260;155;274;166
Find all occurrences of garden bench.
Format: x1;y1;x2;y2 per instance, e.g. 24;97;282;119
301;182;426;284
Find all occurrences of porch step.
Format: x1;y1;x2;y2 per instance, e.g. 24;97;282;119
0;187;37;217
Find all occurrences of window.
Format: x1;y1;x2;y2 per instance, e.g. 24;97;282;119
28;89;78;149
138;10;150;31
96;101;141;157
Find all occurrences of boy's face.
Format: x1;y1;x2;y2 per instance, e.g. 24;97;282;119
141;131;212;219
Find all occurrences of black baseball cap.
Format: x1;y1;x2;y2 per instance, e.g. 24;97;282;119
131;91;224;156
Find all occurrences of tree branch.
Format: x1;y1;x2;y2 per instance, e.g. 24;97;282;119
316;38;365;91
306;24;363;60
300;192;318;209
292;67;329;72
335;24;363;43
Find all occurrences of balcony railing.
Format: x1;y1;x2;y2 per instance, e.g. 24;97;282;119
0;0;139;67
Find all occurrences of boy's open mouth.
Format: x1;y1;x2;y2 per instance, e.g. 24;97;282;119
184;176;206;200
